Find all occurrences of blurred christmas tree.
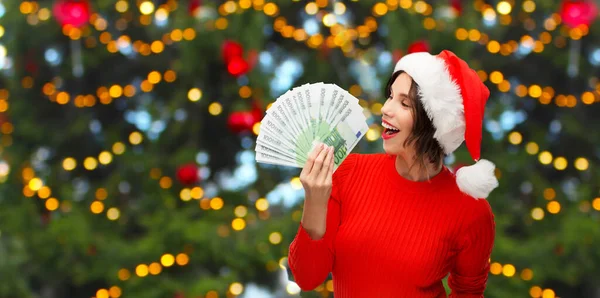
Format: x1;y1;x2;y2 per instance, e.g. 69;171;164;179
0;0;599;298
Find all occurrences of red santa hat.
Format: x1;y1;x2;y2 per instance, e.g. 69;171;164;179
393;50;499;199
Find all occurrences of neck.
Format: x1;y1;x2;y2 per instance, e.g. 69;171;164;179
394;151;443;182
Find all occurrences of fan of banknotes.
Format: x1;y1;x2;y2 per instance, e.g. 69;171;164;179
255;83;368;171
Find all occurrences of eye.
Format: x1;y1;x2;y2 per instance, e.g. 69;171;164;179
401;100;410;107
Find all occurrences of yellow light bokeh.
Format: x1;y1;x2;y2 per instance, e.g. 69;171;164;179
28;177;43;191
290;177;302;190
531;207;544;220
96;289;109;298
497;1;512;15
239;86;252;98
148;71;161;84
118;268;131;281
109;85;123;98
508;132;522;145
255;198;269;211
188;88;202;102
526;142;539;155
90;201;105;214
38;186;51;199
520;268;534;280
373;3;388;16
116;0;129;13
176;253;189;265
63;157;77;171
149;262;162;275
135;264;149;277
269;232;282;244
139;1;155;15
84;157;98;170
112;142;126;155
530;286;543;297
592;198;600;211
234;205;248;217
99;151;113;165
538;151;552;165
253;122;261;135
542;289;556;298
129;132;143;145
161;254;175;267
502;264;516;277
553;156;567;170
547;201;561;214
210;197;224;210
528;85;542;98
46;198;59;211
489;262;502;275
180;188;192;201
543;188;556;200
208;102;223;115
107;207;120;220
366;127;381;141
323;13;336;27
56;92;70;104
191;187;204;199
109;286;122;298
305;2;318;15
489;71;503;84
159;176;173;189
164;70;177;82
523;0;536;13
230;282;244;295
232;218;246;230
574;157;589;170
263;3;278;16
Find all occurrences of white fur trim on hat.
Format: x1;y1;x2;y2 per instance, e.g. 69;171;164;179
394;52;464;155
456;159;499;199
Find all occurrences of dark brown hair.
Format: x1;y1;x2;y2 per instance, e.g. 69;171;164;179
384;70;445;174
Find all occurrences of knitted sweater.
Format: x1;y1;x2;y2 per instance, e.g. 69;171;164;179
288;153;495;298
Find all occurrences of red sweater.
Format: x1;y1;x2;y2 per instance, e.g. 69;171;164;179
288;153;495;298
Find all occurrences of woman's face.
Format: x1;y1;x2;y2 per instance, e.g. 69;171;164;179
381;72;415;156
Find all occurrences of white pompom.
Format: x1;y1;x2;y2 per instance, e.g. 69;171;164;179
456;159;499;199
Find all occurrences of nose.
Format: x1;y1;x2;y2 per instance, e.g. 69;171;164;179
381;100;391;117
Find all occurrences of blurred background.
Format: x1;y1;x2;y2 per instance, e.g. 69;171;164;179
0;0;599;297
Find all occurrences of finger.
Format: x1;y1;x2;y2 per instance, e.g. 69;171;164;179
317;146;333;182
328;150;334;178
309;143;329;176
305;143;325;174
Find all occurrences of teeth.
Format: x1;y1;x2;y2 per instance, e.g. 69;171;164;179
381;122;399;131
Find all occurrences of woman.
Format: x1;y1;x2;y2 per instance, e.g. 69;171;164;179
288;50;499;298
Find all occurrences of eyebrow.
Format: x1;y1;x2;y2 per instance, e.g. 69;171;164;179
390;87;410;99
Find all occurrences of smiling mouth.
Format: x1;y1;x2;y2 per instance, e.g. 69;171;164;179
383;128;400;136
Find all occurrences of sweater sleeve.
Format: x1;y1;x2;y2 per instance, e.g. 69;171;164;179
448;199;496;298
287;153;358;291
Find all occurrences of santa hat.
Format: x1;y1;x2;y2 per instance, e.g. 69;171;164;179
393;50;499;199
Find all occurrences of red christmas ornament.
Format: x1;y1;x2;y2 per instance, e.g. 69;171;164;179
227;56;250;77
176;164;199;185
246;49;259;71
560;0;598;28
450;0;463;15
407;40;431;54
53;0;91;28
250;100;263;121
222;40;244;64
227;111;258;134
188;0;202;16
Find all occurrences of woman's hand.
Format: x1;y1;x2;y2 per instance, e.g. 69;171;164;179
300;143;335;207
